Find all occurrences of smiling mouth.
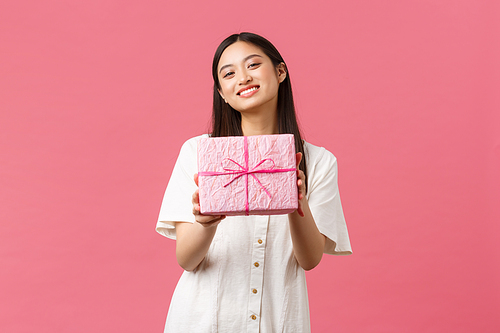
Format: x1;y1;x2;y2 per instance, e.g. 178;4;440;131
237;86;260;96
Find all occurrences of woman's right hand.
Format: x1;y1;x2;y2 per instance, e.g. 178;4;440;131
192;173;226;227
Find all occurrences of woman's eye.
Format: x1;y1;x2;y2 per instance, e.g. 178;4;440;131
248;63;261;68
223;71;235;78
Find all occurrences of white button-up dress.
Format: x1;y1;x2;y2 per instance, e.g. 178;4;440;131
157;135;352;333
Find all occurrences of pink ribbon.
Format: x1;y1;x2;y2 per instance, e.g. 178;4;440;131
198;136;296;215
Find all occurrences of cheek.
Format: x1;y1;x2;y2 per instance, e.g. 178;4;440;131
219;83;233;98
265;70;281;90
267;78;280;96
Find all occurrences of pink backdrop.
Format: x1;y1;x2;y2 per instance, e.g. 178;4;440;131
1;0;499;332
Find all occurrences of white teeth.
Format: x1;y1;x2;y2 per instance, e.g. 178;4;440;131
240;87;258;95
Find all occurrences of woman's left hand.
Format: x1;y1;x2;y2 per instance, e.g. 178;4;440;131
295;152;306;217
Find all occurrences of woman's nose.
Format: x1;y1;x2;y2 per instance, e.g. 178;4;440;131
239;73;252;84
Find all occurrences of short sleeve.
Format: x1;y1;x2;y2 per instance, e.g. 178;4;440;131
305;143;352;255
156;136;202;239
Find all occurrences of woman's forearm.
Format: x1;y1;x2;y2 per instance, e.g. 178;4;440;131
175;175;225;271
175;221;219;271
288;153;326;270
288;199;325;271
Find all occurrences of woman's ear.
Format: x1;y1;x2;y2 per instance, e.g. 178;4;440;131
277;62;287;83
218;89;228;104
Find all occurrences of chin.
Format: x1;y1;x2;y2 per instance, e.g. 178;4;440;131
233;98;276;114
231;102;260;113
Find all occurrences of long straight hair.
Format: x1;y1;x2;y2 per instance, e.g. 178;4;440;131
211;32;308;192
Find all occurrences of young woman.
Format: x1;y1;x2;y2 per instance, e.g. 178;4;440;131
156;32;352;332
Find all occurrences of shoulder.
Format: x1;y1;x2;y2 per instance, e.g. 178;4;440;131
303;140;338;170
180;134;209;150
177;134;209;158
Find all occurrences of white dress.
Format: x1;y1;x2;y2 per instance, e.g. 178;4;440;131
156;135;352;333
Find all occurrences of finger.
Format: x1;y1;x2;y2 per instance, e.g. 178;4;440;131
199;219;223;228
297;204;305;217
192;189;200;204
197;214;225;225
295;152;303;168
194;173;199;187
192;202;200;215
297;172;306;193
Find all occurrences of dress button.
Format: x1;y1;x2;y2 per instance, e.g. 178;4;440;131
252;289;258;294
254;262;259;268
258;239;263;244
251;315;257;320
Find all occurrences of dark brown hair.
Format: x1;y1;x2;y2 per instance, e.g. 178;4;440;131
211;32;308;191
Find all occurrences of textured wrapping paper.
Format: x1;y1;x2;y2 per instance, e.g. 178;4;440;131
198;134;298;216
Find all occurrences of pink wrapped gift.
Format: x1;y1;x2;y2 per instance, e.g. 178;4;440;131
198;134;298;216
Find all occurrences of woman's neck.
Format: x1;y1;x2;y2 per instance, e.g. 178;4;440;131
241;111;279;136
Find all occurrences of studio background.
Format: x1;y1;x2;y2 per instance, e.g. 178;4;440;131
1;0;499;332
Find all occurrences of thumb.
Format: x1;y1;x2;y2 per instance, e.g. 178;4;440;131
295;152;303;168
194;173;199;187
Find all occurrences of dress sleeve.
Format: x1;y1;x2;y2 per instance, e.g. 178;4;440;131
306;145;352;255
156;137;199;239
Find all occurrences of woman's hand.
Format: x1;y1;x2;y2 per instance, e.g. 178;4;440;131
295;153;306;217
192;173;226;227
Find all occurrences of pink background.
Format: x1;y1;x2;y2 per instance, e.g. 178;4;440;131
1;0;499;332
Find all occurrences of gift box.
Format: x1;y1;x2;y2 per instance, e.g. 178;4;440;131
197;134;298;216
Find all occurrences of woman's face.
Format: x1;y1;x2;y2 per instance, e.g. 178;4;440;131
217;41;286;114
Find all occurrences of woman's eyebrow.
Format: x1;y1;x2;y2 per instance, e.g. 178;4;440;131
219;54;263;74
